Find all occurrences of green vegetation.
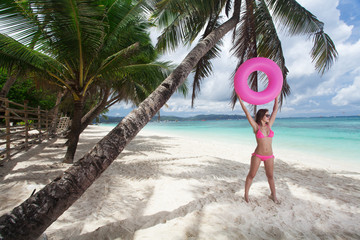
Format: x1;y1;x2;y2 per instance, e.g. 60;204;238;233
0;0;187;163
0;70;56;110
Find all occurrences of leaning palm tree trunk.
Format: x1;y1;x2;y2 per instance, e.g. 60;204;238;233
0;2;241;239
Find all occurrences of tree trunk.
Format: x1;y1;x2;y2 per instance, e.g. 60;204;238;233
79;87;111;134
63;99;84;163
0;2;241;238
0;71;19;99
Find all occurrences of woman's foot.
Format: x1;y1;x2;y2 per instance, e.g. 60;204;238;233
269;194;280;204
244;194;249;203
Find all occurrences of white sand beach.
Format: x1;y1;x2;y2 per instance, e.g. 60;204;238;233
1;125;359;239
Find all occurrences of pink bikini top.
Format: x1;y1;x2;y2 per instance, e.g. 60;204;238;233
256;124;274;138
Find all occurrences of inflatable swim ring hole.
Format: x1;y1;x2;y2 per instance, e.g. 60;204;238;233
246;71;269;91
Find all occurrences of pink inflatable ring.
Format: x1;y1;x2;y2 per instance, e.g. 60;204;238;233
234;57;283;105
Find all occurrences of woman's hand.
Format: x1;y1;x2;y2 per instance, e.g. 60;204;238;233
275;94;280;102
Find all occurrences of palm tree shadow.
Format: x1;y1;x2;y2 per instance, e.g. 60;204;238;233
119;135;178;158
0;127;112;185
4;130;357;239
275;159;360;206
73;181;242;240
0;138;57;182
68;153;360;239
63;153;248;239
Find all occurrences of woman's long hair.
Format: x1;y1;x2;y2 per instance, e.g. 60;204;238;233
255;109;269;125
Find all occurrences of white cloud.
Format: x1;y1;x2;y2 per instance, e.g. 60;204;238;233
163;97;238;116
297;0;353;42
109;101;134;110
292;38;360;105
280;106;296;113
332;76;360;106
309;100;320;106
279;36;315;78
276;0;360;112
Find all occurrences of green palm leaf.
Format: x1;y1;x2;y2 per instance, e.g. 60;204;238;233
110;60;179;105
153;0;228;52
311;31;337;74
255;0;290;100
266;0;338;73
0;0;42;46
192;13;223;107
0;33;60;71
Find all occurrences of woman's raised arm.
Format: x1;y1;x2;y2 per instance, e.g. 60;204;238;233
238;95;258;132
269;95;279;127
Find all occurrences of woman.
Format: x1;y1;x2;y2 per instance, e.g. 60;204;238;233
238;95;280;203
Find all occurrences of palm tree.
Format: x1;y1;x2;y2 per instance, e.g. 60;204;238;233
77;60;187;134
0;0;337;239
153;0;338;114
0;0;171;163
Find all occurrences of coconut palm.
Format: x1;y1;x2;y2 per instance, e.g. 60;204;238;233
153;0;337;113
0;0;337;239
0;0;173;163
78;60;187;134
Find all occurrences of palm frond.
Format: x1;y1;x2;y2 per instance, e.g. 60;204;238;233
177;78;188;97
29;0;105;64
230;0;258;112
225;0;233;17
155;11;206;52
255;0;290;103
266;0;338;73
153;0;229;52
103;0;152;51
311;31;337;74
231;0;257;62
0;0;41;46
191;13;223;107
0;33;60;71
266;0;323;35
99;42;140;73
109;60;175;105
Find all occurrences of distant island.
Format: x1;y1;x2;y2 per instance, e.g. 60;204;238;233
98;114;247;123
97;114;360;124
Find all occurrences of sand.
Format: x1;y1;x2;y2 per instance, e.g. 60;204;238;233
0;125;359;240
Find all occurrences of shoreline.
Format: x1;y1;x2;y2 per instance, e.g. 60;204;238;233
1;125;359;239
137;124;360;174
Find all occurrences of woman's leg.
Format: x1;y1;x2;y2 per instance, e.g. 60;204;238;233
244;156;261;202
263;158;279;203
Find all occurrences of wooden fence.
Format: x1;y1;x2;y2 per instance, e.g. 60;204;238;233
0;97;61;162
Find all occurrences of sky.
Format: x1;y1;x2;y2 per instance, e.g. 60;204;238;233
108;0;360;118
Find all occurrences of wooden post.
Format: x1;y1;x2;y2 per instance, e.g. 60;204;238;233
45;110;49;139
5;99;10;160
24;100;29;148
37;106;41;137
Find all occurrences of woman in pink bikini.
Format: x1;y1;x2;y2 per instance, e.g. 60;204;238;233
238;95;280;203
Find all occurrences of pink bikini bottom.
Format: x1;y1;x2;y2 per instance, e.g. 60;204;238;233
252;153;274;161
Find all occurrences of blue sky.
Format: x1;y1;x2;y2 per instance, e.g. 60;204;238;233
108;0;360;118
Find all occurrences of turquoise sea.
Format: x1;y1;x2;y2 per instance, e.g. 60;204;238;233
102;116;360;165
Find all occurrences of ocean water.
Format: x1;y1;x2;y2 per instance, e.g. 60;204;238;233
101;116;360;165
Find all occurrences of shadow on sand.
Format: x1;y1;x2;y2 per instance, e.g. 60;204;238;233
1;128;359;239
53;135;360;239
